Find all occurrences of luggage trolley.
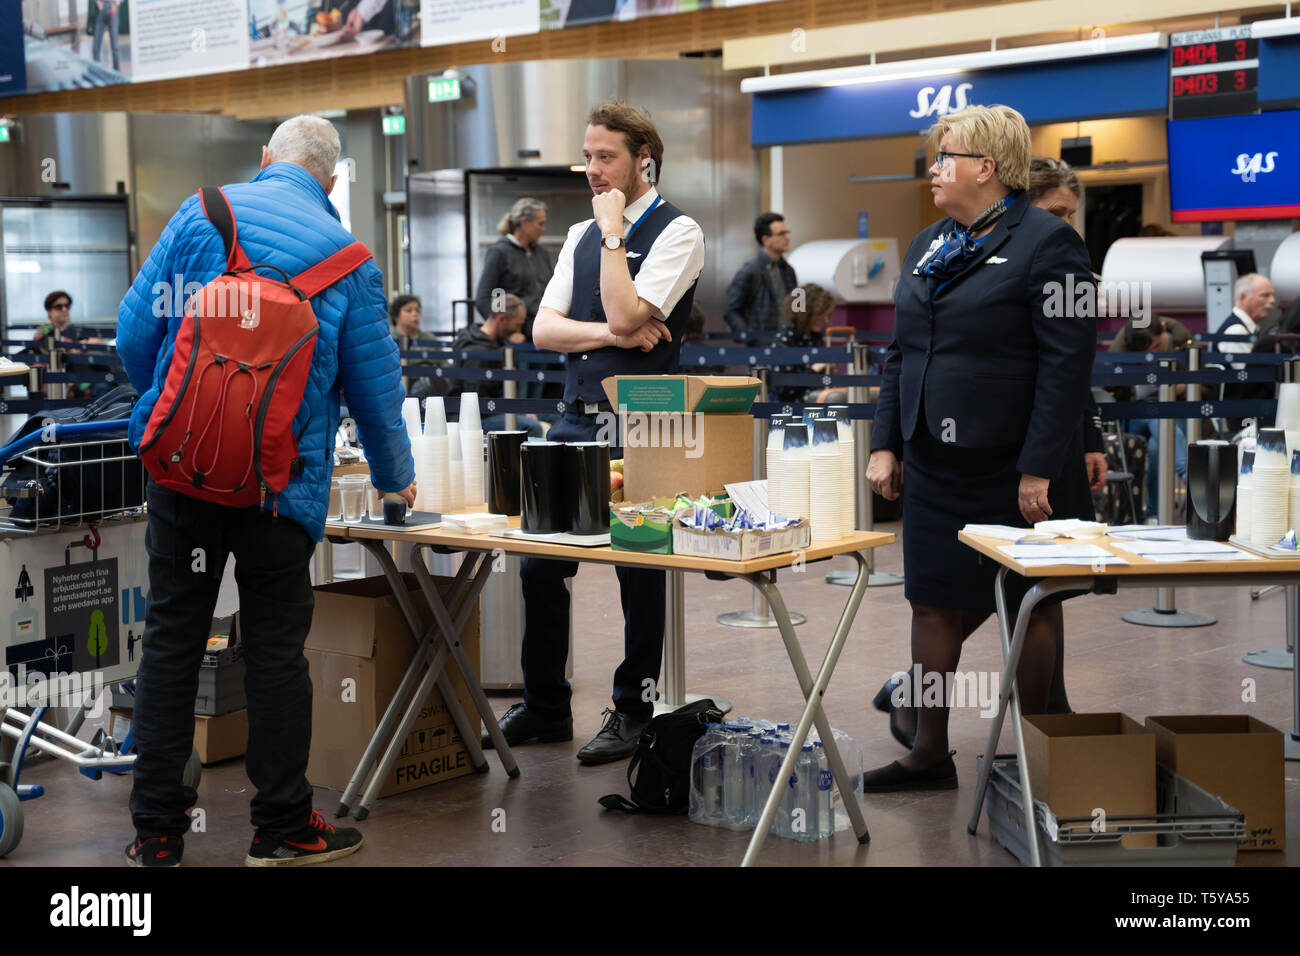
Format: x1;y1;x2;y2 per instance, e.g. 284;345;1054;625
0;420;199;857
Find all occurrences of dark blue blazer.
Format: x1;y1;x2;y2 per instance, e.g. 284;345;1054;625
871;196;1096;482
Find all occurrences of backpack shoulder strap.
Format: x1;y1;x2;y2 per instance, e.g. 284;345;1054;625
292;241;374;300
197;187;251;272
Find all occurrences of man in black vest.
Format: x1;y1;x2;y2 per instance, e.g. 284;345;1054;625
483;101;706;764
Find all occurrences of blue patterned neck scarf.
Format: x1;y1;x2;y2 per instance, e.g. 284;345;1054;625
917;191;1020;280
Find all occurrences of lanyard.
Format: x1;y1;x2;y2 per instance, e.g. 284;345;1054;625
624;195;663;241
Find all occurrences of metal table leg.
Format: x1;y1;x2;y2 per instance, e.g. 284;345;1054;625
741;551;872;866
966;568;1094;868
410;548;519;776
337;541;494;818
660;569;732;714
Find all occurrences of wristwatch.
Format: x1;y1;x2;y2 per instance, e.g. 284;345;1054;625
602;234;625;250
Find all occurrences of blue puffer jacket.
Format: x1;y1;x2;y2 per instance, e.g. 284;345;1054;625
117;162;414;541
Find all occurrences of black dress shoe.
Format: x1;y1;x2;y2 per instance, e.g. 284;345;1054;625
482;703;573;749
861;752;958;793
576;709;648;765
873;676;917;751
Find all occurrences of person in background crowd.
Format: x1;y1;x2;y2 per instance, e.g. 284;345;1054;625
92;1;121;72
26;290;100;398
1107;315;1193;355
724;212;796;345
476;198;556;402
1115;320;1190;519
117;114;416;868
389;294;448;399
865;106;1096;791
1219;273;1277;362
486;100;705;765
475;198;554;334
451;293;544;437
771;283;834;404
1254;297;1300;355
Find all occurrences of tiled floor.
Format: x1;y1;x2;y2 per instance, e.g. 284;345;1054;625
3;522;1297;867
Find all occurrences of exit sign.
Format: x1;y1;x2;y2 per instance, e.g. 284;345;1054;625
382;114;405;136
428;76;462;103
0;124;10;144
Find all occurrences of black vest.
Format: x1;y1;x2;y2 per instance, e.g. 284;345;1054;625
563;198;699;406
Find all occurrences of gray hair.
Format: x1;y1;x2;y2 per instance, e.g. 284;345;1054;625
497;198;547;236
266;115;342;190
1234;273;1265;300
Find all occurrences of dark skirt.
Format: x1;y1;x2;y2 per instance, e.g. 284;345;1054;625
901;417;1093;614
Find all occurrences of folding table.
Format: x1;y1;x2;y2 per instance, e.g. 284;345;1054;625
325;517;892;865
959;530;1300;867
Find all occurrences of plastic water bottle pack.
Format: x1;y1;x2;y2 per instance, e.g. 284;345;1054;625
687;716;860;841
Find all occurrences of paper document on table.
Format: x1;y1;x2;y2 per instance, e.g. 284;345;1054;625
724;480;769;517
964;524;1049;541
1108;539;1243;556
1140;551;1255;562
1108;526;1189;541
1015;556;1130;567
1001;543;1112;559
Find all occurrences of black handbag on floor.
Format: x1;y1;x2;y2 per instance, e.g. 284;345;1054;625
598;699;724;814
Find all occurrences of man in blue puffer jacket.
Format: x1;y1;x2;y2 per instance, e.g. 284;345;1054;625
117;115;416;868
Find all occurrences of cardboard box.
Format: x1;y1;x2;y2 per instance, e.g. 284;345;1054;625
108;706;134;744
1146;715;1285;852
673;516;810;561
196;614;245;717
1022;713;1157;849
305;573;480;798
193;709;248;764
603;375;758;502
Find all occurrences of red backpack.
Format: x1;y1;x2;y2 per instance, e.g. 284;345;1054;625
140;186;372;513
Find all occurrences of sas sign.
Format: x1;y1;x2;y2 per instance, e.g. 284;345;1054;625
1230;151;1278;183
908;83;975;118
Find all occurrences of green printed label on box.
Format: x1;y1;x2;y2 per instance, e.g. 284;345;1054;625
692;386;760;412
616;379;687;411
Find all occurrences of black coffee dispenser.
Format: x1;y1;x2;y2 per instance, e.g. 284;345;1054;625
1186;440;1237;540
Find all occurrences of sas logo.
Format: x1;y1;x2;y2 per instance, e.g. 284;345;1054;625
239;309;260;330
1231;151;1278;183
909;83;974;119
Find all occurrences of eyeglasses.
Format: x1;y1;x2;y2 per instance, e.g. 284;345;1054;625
50;302;71;310
934;150;985;166
770;229;792;238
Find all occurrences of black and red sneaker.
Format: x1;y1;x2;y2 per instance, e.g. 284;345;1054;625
245;811;363;867
124;836;183;868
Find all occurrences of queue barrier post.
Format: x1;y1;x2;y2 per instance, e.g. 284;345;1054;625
1122;359;1216;628
828;341;902;588
717;366;806;629
503;346;518;432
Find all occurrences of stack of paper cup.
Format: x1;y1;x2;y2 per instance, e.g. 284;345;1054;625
458;393;485;505
1251;429;1289;546
1277;383;1300;460
421;397;450;514
1290;451;1300;537
809;418;842;541
446;421;464;513
1236;449;1254;540
767;414;790;518
460;435;485;508
829;405;856;536
780;422;810;525
401;397;422;446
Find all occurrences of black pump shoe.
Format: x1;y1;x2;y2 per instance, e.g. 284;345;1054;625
861;752;958;793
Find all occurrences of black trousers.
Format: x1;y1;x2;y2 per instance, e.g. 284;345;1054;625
129;480;317;839
519;411;664;721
